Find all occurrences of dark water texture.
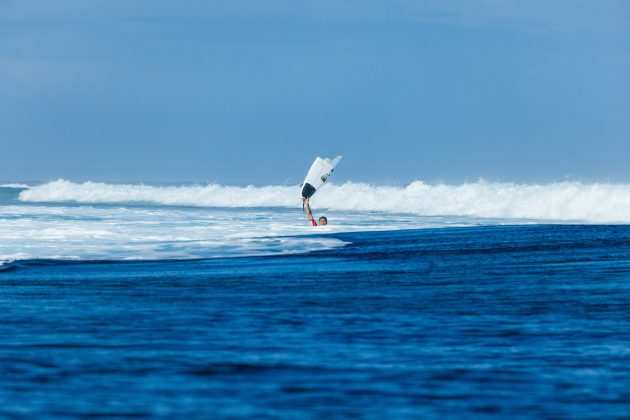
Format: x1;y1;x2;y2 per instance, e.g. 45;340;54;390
1;225;629;418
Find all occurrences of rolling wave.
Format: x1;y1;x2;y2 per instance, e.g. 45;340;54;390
18;179;630;223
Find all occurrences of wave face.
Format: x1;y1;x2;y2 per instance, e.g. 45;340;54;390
18;179;630;223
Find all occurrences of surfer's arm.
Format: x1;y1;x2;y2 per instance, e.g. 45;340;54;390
304;197;314;220
303;197;317;226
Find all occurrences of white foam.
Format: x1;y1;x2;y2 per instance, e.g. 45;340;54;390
19;180;294;207
18;179;630;223
1;183;31;189
0;204;352;266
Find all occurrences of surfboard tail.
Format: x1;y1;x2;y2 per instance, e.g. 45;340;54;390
301;183;316;199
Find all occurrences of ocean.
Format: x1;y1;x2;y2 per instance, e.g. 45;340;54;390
1;181;629;418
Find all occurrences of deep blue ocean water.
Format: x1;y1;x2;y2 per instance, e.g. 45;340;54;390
2;224;629;418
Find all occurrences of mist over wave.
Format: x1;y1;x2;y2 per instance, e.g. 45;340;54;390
18;179;630;223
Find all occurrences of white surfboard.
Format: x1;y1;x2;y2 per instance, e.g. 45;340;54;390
301;156;342;198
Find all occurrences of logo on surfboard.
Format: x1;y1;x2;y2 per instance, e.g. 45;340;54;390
321;169;334;183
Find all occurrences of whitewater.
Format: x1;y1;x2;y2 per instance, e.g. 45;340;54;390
3;179;630;266
18;179;630;222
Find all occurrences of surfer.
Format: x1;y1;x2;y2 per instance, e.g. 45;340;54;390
300;155;340;226
303;197;327;226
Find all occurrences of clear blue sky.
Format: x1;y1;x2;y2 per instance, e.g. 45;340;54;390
1;0;629;184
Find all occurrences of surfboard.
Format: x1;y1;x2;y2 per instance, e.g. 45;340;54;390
301;156;342;199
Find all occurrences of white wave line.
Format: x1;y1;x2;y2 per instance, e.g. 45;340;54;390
17;178;630;223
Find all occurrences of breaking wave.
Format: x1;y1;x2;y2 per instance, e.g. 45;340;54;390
1;183;31;189
18;179;630;223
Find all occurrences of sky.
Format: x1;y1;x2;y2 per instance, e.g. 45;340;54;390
1;0;629;184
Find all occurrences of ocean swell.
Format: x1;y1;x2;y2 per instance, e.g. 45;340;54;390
18;179;630;223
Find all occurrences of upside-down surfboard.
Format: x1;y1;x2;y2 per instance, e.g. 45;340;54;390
300;156;342;199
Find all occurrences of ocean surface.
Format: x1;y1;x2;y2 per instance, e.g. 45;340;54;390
1;181;630;418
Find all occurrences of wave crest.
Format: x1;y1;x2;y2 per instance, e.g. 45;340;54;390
18;179;630;223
